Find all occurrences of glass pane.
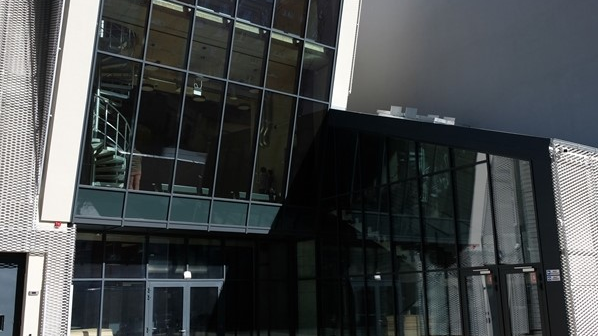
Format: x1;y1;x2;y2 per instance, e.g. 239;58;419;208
224;241;254;280
319;281;341;336
74;233;103;278
454;148;486;167
300;43;334;101
426;271;461;336
455;165;496;267
248;204;281;228
75;188;124;218
349;279;368;336
104;235;145;278
257;280;290;335
266;33;302;93
211;201;248;226
188;239;224;279
419;143;450;175
190;12;232;78
229;23;269;86
257;242;288;280
387;138;416;183
70;281;101;334
335;129;359;195
364;187;392;275
464;273;500;336
134;66;184;192
148;237;186;278
152;287;184;336
80;55;141;189
287;99;327;205
396;273;425;336
297;280;317;336
197;0;235;15
102;282;145;335
147;0;192;69
214;84;261;199
252;92;295;202
422;172;456;270
125;193;169;220
338;193;365;276
190;287;220;335
490;156;540;264
306;0;340;46
391;180;422;272
366;278;395;336
170;197;210;223
505;272;543;335
174;77;225;197
99;0;148;59
223;280;254;334
273;0;308;36
360;133;387;188
238;0;273;27
297;240;316;279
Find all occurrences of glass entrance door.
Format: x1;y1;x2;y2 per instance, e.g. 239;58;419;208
146;282;222;336
461;266;544;336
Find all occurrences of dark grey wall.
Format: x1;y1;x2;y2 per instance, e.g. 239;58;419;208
347;0;598;146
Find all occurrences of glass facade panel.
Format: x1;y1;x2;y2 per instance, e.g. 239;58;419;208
152;286;184;335
306;0;340;46
266;33;302;93
426;271;461;336
455;165;496;267
454;148;486;168
98;0;148;59
422;172;457;270
229;23;269;86
419;143;450;175
169;197;210;223
252;92;295;202
300;43;334;101
146;0;192;69
188;239;224;279
274;0;308;36
391;180;422;272
196;0;235;15
211;201;248;225
74;233;103;278
215;84;262;199
297;280;317;336
148;236;186;278
363;186;392;275
490;156;540;264
248;204;281;228
190;12;232;78
75;189;124;218
360;134;387;188
102;282;145;335
190;287;219;334
174;77;224;197
70;281;101;334
104;234;145;278
125;193;169;220
387;138;416;183
238;0;274;27
396;273;425;336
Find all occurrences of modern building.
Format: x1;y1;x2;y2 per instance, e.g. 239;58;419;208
1;1;598;336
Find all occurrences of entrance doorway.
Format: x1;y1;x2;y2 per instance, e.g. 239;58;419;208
146;281;223;336
461;265;544;336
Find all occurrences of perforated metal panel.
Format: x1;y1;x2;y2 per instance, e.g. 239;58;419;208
0;1;76;335
551;139;598;336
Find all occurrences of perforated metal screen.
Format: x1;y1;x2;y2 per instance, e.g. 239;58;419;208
0;1;76;335
551;139;598;336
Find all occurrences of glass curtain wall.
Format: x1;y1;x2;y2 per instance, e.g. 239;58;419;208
77;0;340;230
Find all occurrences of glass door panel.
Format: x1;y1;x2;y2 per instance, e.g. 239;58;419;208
189;287;219;335
502;269;543;336
151;286;184;335
462;269;502;336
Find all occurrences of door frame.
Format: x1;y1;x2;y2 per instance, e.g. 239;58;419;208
145;280;224;336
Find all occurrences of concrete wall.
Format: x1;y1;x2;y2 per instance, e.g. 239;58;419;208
347;0;598;147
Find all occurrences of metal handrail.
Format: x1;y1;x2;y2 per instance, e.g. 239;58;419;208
92;93;132;154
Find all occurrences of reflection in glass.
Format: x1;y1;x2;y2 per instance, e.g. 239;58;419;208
190;287;219;334
252;92;295;202
338;193;365;276
306;0;340;46
98;0;148;59
454;148;486;168
174;77;224;197
152;287;184;335
75;188;124;218
422;172;456;270
391;180;422;272
396;273;425;336
267;33;302;93
81;55;141;189
229;23;269;86
74;233;103;278
335;129;359;195
215;84;261;199
364;187;392;275
190;12;232;78
197;0;235;15
238;0;274;27
505;272;543;335
490;156;540;264
188;239;224;279
455;165;496;267
71;282;101;335
360;133;387;188
148;237;186;278
300;44;334;101
146;0;192;69
104;235;145;278
387;138;416;183
419;143;450;175
274;0;308;36
102;282;145;335
426;271;461;336
464;273;500;335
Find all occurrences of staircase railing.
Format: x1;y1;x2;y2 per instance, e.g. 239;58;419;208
92;94;131;155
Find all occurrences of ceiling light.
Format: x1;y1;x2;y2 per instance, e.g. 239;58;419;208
238;104;250;111
272;33;294;44
193;96;206;102
196;10;223;24
141;84;154;92
236;22;260;34
305;42;325;53
153;0;184;12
